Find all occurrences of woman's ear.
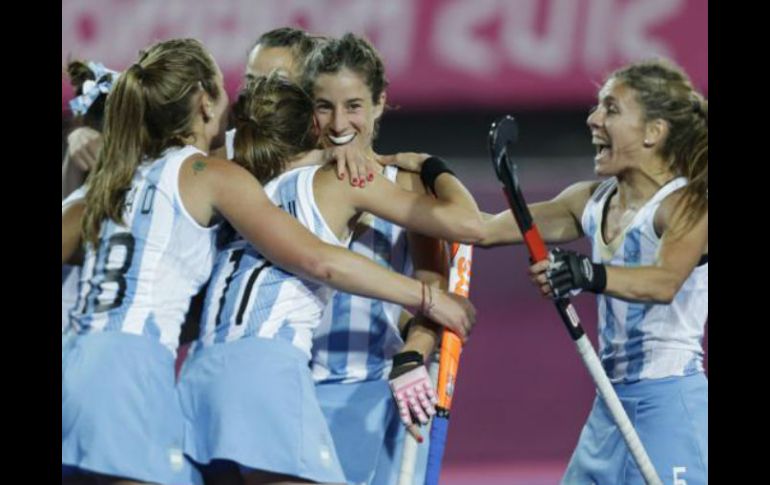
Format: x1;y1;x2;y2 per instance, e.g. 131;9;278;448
373;92;386;120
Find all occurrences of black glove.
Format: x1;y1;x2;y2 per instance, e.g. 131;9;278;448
546;248;607;299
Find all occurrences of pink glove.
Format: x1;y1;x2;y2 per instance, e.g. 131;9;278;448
388;351;437;427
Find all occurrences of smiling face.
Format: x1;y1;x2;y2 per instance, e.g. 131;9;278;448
586;78;651;177
311;67;384;150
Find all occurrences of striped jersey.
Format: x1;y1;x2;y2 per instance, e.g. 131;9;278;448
62;185;87;333
69;145;219;355
312;165;412;384
197;165;350;359
582;177;708;383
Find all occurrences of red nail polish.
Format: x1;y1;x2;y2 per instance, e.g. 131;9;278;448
417;435;424;443
368;173;374;181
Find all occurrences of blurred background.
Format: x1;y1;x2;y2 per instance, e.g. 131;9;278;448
62;1;708;483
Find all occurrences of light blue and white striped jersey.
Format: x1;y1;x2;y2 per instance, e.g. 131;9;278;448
62;185;87;333
62;265;79;333
582;177;708;383
197;165;350;359
69;145;219;355
312;165;412;384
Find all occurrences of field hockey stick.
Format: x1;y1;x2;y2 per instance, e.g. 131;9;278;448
423;242;473;485
488;115;662;485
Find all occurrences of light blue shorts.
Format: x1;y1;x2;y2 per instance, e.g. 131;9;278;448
316;379;432;485
563;372;708;485
178;337;345;484
62;331;202;484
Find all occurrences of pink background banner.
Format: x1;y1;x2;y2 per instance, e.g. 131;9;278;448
62;0;707;112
